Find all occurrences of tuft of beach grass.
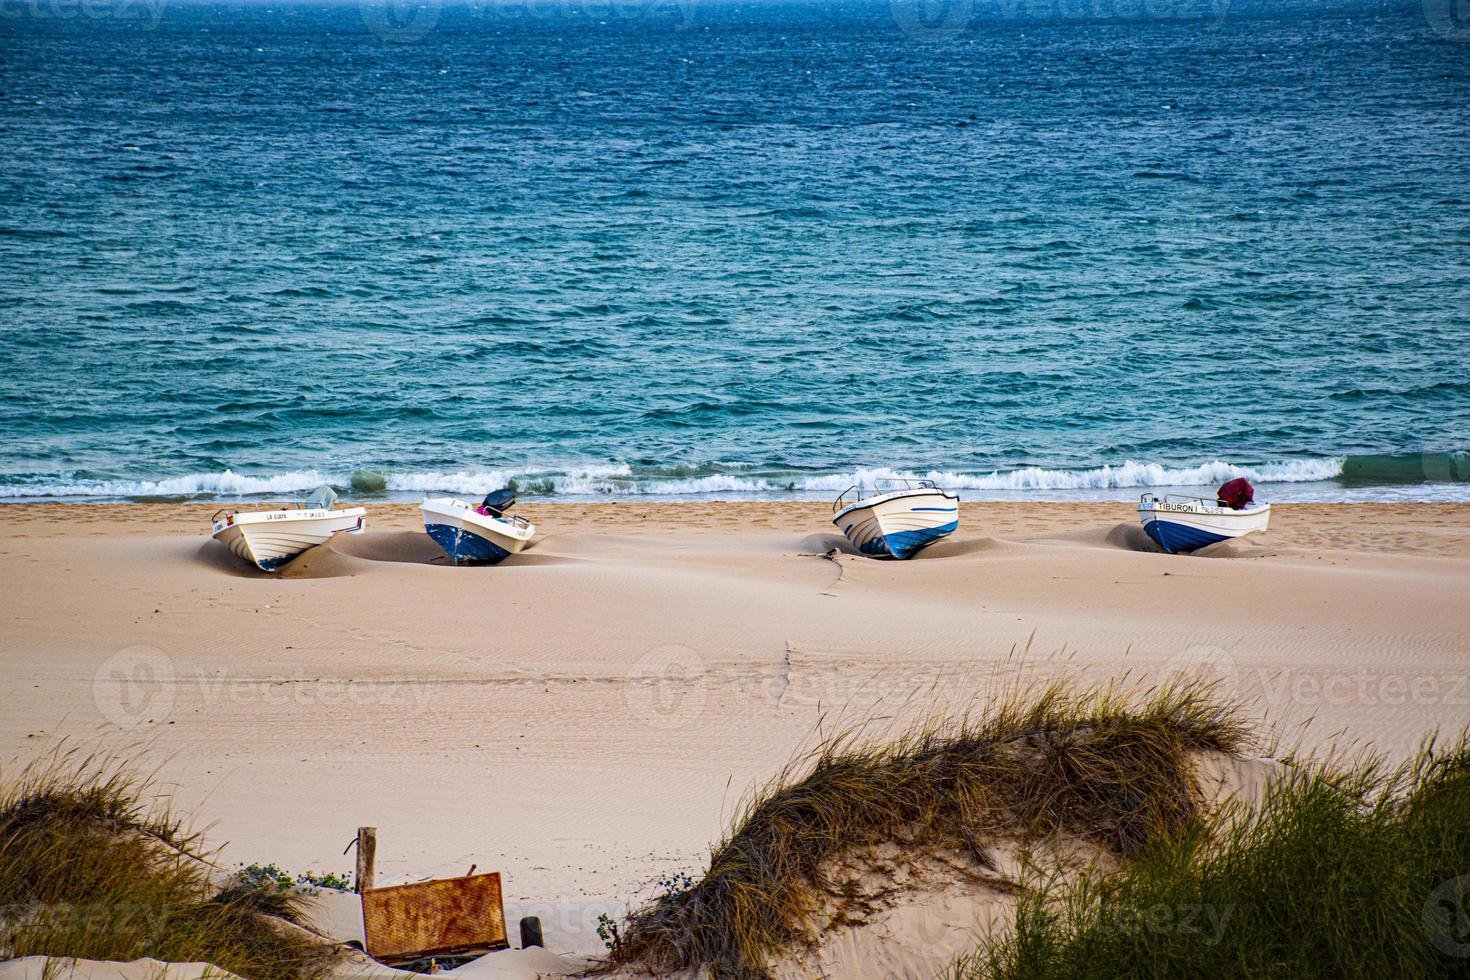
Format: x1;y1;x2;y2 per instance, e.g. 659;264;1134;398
603;679;1252;980
957;729;1470;980
0;745;336;980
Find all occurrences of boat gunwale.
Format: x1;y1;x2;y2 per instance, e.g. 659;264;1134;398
421;496;535;541
1138;495;1271;520
211;506;366;536
832;486;960;525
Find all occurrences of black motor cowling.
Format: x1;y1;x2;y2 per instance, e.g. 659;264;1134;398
481;487;517;517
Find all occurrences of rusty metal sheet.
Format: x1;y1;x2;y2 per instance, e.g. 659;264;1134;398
361;871;508;962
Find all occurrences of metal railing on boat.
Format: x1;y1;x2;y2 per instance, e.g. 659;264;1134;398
833;478;939;512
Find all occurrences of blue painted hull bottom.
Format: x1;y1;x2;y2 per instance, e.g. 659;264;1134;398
425;522;513;564
1143;519;1229;555
859;519;960;560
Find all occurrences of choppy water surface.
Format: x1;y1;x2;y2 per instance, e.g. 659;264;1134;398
2;0;1467;501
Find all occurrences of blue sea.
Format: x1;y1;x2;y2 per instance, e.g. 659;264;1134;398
2;0;1468;503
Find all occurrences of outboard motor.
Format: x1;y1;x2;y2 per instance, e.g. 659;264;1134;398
480;487;517;518
1216;477;1255;510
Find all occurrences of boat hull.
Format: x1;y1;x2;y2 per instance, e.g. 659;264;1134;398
1139;500;1271;555
421;497;534;565
833;488;960;560
212;508;366;571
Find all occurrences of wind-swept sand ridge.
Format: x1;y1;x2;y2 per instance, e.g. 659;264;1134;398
1;502;1468;958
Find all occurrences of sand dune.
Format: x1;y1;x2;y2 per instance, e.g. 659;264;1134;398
759;751;1285;980
0;958;248;980
1;501;1468;959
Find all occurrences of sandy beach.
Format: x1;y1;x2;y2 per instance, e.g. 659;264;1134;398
3;501;1469;960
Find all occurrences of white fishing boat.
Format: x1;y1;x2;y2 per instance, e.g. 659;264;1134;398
1138;493;1271;554
832;479;960;560
422;489;535;565
211;487;366;571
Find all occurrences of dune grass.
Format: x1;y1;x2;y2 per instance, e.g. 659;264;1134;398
605;681;1252;980
0;748;336;980
962;731;1470;980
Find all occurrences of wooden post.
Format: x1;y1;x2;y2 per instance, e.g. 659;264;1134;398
355;827;377;893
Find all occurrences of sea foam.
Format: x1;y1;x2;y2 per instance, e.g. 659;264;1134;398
0;457;1359;500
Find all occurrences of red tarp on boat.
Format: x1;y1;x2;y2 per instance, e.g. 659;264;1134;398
1217;477;1255;510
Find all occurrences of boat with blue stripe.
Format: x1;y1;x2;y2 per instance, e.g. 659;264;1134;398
422;490;535;565
1138;492;1271;555
832;479;960;560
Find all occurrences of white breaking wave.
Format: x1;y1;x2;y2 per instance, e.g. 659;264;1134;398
0;457;1350;500
0;469;338;499
385;465;638;495
633;474;775;495
385;468;516;493
794;458;1347;493
390;467;769;496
